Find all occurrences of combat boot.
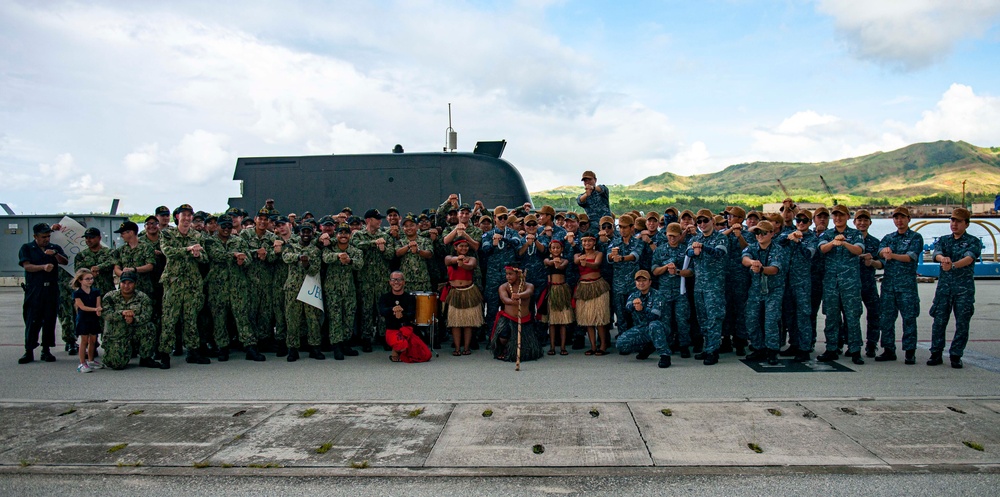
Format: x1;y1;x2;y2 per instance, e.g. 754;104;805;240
904;350;915;365
274;342;288;357
719;336;733;354
635;343;656;360
309;347;326;360
848;350;864;365
950;355;963;369
332;344;345;361
658;355;671;368
874;351;897;362
217;347;229;362
816;350;839;362
746;349;768;361
244;347;266;362
340;342;359;357
702;351;719;366
40;347;56;362
158;352;171;369
733;337;748;356
865;342;877;358
678;346;691;359
778;346;798;357
185;349;211;365
68;342;79;356
287;347;299;362
361;339;373;353
926;352;943;366
18;349;34;365
139;357;163;368
767;349;779;365
173;342;184;356
572;335;586;350
793;350;811;363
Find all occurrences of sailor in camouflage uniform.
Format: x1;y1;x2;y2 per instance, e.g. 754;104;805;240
651;222;692;358
480;206;523;335
852;210;884;358
394;214;433;292
777;209;819;361
158;204;211;366
322;224;363;359
241;209;279;349
112;221;155;297
607;213;644;333
577;170;612;225
686;209;729;365
615;270;672;368
722;207;750;355
741;221;787;365
816;204;865;364
75;227;116;300
352;208;395;351
876;207;924;365
928;208;981;368
100;272;163;369
205;215;264;362
139;214;167;353
282;224;324;361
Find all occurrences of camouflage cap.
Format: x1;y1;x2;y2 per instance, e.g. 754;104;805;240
458;203;472;212
217;215;234;228
402;214;417;225
335;223;351;233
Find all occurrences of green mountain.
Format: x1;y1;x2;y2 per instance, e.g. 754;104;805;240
532;141;1000;212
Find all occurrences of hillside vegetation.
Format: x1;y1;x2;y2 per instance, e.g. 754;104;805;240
532;141;1000;213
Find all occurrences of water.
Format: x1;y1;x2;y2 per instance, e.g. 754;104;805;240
863;218;997;261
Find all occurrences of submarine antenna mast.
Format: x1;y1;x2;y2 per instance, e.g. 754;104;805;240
444;103;458;152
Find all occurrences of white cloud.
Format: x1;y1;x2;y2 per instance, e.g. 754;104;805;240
38;153;77;181
908;84;1000;144
818;0;1000;70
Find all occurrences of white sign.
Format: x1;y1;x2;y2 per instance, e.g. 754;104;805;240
50;216;90;276
296;274;324;311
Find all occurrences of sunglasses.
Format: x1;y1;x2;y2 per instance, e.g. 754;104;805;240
580;221;590;224
389;277;404;282
496;215;508;221
696;218;711;224
601;224;613;229
755;231;772;236
795;218;810;223
526;222;538;227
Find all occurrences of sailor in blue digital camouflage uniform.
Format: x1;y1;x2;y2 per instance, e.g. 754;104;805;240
927;208;981;368
615;270;671;368
741;221;787;365
852;210;884;358
686;208;729;365
875;206;924;365
606;213;644;335
722;206;750;355
577;170;612;226
777;209;818;362
651;222;692;358
816;204;865;364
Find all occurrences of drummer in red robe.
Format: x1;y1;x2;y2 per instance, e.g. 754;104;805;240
378;271;432;363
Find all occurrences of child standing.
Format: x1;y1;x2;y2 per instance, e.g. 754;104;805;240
72;269;103;372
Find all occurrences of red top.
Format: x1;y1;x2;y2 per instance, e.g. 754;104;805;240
578;256;600;276
448;265;474;281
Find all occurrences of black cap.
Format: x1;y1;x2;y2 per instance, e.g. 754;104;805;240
348;216;362;225
299;224;314;233
335;223;351;233
275;215;289;225
265;198;275;203
84;227;101;238
402;214;417;224
205;214;217;223
155;206;170;216
33;223;53;235
386;206;399;215
176;204;194;214
340;207;352;214
256;208;270;218
225;207;241;216
417;213;429;221
446;205;458;213
319;215;336;226
193;211;207;221
119;271;138;283
364;208;383;220
218;215;234;228
303;211;314;217
114;221;139;234
144;215;157;224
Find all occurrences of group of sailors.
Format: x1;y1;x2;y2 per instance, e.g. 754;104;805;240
17;170;982;371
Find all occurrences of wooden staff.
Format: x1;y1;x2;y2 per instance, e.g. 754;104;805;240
515;268;525;372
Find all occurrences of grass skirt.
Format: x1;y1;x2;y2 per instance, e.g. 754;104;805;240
575;279;611;326
446;285;484;328
541;283;574;325
490;314;544;362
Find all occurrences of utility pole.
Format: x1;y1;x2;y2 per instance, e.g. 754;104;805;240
962;180;967;207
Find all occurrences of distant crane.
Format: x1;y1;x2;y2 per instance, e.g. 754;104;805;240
776;179;791;198
819;175;838;206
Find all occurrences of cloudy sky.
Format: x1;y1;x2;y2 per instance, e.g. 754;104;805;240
2;0;999;215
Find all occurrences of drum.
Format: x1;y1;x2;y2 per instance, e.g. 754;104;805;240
412;291;439;326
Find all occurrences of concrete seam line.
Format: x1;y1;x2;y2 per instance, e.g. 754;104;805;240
421;403;457;468
625;402;656;466
797;400;891;467
196;403;289;467
4;396;1000;405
